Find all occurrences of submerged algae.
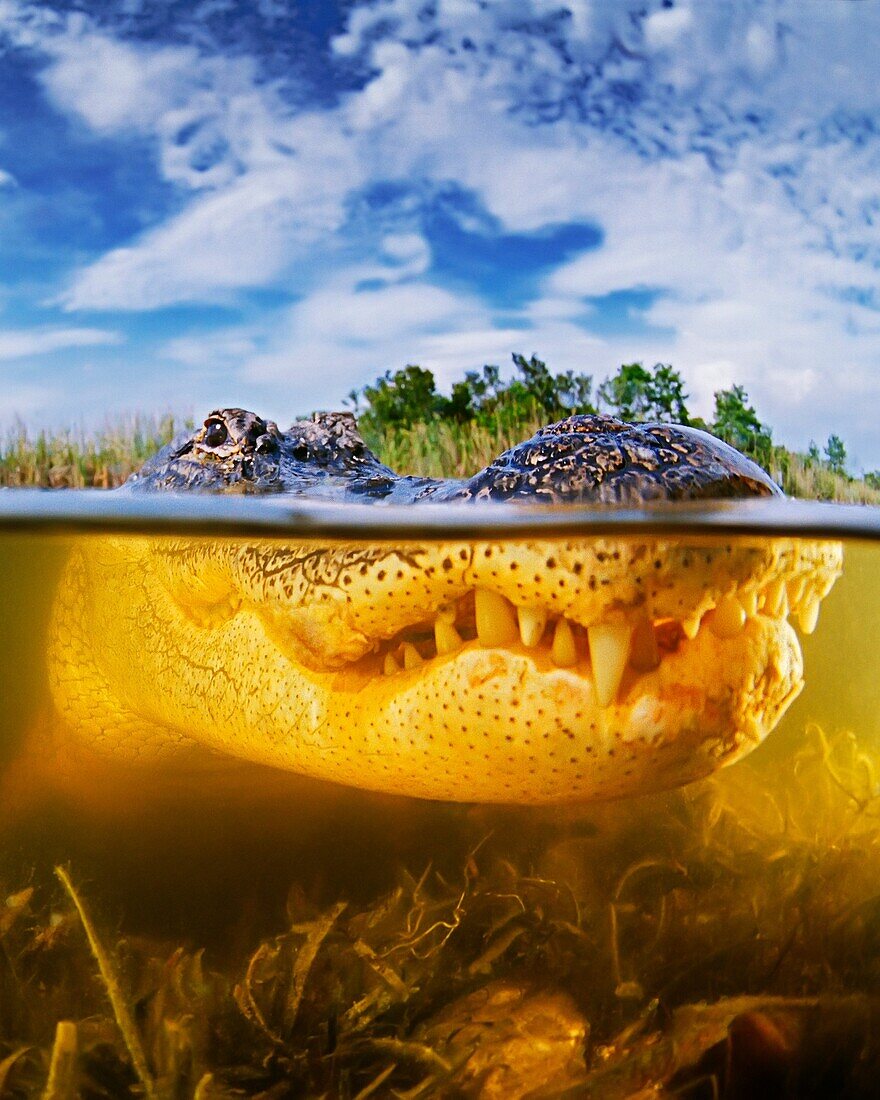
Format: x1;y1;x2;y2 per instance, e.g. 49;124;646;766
3;725;880;1097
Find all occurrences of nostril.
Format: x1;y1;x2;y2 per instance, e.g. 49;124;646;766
255;433;277;454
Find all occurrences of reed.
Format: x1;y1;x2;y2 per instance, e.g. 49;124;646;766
0;415;190;489
361;411;550;480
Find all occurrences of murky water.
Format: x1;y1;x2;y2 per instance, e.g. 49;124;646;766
1;518;879;1096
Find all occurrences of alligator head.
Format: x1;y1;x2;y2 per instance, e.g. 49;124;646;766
47;410;843;804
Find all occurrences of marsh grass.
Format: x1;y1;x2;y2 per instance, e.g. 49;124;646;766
3;728;880;1097
771;450;880;503
0;416;191;489
360;413;551;481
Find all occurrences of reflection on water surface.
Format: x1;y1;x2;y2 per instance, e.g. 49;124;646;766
0;523;878;1097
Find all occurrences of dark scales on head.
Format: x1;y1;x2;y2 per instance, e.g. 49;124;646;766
457;415;782;504
125;409;783;502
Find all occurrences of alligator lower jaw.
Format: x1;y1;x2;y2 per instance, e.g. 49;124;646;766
292;614;803;804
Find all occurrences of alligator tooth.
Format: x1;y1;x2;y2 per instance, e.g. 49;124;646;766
518;606;547;648
762;578;789;619
475;588;519;647
741;588;760;617
402;642;424;670
797;593;821;635
551;618;578;667
629;619;660;672
681;613;702;640
383;652;400;675
708;595;747;638
787;577;806;608
588;623;633;707
817;574;838;598
435;618;463;656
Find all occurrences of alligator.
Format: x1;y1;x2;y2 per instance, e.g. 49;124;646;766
44;409;842;804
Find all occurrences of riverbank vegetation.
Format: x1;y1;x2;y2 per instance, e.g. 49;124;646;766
2;356;878;502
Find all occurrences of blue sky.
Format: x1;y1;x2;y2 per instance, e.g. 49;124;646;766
1;1;880;467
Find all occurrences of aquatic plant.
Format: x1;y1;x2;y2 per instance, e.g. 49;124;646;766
2;726;880;1096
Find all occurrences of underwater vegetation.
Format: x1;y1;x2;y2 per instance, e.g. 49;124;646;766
2;725;880;1097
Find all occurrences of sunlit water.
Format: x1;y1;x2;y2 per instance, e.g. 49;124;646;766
1;514;878;1095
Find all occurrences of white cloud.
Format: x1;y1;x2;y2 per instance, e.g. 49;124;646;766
643;5;693;51
41;32;201;135
0;380;59;419
241;276;489;386
0;326;121;360
59;163;351;309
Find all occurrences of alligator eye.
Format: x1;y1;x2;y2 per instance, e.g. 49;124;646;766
203;419;228;448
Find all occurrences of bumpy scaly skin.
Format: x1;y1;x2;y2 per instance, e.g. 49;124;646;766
126;409;784;504
46;409;843;804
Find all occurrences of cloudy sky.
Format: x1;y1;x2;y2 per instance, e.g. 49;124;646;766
1;0;879;467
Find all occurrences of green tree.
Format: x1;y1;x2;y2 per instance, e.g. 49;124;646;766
647;363;690;423
597;362;690;423
711;385;773;464
358;365;445;433
491;354;596;426
824;434;847;476
597;362;653;420
356;354;597;435
806;440;821;466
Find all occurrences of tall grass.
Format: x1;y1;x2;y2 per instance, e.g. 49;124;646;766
361;411;550;480
0;414;191;489
771;449;880;504
2;411;878;503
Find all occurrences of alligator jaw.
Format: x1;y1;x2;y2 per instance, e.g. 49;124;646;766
282;570;828;716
